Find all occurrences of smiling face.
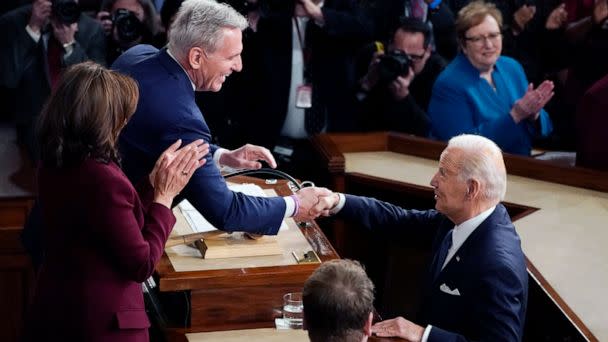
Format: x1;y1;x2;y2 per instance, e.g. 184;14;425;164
196;27;243;92
461;15;502;73
430;148;469;223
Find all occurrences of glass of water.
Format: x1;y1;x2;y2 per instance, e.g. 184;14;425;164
283;292;303;329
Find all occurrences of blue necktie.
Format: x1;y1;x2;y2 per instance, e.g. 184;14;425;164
433;229;453;281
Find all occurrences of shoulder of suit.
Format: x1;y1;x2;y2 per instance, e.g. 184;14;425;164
80;159;132;189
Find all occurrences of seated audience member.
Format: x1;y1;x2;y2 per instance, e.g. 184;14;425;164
576;73;608;171
0;0;106;160
303;259;376;342
357;17;446;136
96;0;160;64
428;1;554;156
23;62;208;341
318;134;528;341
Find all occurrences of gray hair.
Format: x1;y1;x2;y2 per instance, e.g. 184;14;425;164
168;0;247;60
443;134;507;201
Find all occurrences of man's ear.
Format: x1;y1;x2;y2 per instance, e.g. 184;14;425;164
188;47;204;70
466;179;481;199
364;311;373;337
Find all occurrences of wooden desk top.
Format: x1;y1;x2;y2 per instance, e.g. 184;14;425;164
313;132;608;342
155;175;339;292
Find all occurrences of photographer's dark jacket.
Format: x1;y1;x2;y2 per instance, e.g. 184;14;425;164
205;0;373;149
0;5;106;156
356;49;446;137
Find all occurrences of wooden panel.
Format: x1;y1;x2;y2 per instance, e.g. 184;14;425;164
156;176;339;333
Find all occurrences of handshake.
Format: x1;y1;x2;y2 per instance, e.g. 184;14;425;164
292;187;341;221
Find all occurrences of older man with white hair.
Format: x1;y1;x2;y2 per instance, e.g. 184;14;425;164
321;134;528;342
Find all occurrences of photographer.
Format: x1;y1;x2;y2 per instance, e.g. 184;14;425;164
356;17;445;136
96;0;159;64
0;0;106;160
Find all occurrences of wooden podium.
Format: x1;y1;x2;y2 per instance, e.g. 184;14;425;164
156;175;339;336
312;132;607;342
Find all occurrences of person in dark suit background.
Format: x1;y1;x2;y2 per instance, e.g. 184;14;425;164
113;0;333;236
356;17;446;136
212;0;372;178
23;62;208;342
317;134;528;341
0;0;106;160
303;259;376;342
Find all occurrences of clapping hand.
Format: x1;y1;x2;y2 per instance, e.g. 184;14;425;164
513;4;536;32
511;80;554;123
219;144;277;169
28;0;52;33
546;4;568;30
151;139;209;207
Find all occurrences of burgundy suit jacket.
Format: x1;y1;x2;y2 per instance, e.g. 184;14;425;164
23;159;175;342
576;73;608;171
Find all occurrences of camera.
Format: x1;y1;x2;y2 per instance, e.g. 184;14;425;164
376;50;412;87
52;0;81;24
112;9;143;44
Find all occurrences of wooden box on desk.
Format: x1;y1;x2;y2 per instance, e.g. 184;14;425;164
156;175;339;333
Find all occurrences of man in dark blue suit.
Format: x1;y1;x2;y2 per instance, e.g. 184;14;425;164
318;134;528;341
113;0;332;235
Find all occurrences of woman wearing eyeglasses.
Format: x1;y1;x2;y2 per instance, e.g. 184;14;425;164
428;1;554;156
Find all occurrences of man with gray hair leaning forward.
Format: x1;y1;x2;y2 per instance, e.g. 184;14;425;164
319;134;528;342
113;0;333;236
303;259;376;342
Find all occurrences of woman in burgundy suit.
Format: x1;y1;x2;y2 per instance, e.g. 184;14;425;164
23;62;208;342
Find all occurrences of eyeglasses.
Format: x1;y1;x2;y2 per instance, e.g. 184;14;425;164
464;32;502;46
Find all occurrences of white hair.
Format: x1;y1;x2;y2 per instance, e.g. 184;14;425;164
443;134;507;201
168;0;247;60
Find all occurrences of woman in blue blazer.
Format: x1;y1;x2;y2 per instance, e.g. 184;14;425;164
428;1;554;156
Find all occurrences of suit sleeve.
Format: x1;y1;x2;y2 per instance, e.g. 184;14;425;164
165;116;286;235
337;194;442;237
0;8;39;88
428;263;526;342
86;169;175;283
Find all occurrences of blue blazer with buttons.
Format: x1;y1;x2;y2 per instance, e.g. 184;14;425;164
112;45;286;235
338;194;528;342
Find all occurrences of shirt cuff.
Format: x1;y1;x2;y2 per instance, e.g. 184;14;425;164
283;196;296;218
25;25;41;43
213;148;228;166
421;325;433;342
328;193;346;215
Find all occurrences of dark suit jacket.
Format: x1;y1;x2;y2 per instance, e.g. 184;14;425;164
576;73;608;171
223;0;372;148
113;45;286;234
24;159;175;342
338;195;528;341
0;5;106;124
0;5;106;158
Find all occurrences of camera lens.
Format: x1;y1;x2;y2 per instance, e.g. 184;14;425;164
112;9;143;44
376;50;412;86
